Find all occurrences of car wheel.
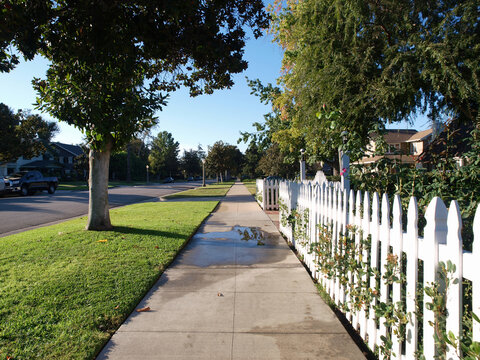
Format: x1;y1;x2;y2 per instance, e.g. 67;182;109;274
20;185;29;196
48;183;56;194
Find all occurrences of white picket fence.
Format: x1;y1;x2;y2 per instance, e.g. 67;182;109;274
256;178;341;211
256;179;280;210
278;180;480;359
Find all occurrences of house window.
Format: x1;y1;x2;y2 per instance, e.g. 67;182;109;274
68;157;73;164
59;156;64;163
410;143;418;155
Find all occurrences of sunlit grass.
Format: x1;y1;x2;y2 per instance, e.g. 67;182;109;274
164;183;233;199
0;201;217;359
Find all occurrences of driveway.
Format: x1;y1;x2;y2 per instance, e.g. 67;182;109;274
0;182;202;237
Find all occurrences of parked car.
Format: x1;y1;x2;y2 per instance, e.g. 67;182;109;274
5;170;58;196
0;176;5;194
163;177;174;183
187;176;194;181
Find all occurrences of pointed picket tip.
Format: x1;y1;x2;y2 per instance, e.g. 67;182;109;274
363;191;371;221
392;195;403;229
381;193;390;227
356;190;362;203
425;197;448;245
407;197;418;223
372;192;380;222
447;200;462;239
425;197;448;225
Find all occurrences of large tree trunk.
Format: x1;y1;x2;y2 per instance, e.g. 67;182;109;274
86;143;113;230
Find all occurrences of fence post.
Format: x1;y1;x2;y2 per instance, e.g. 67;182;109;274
423;197;448;359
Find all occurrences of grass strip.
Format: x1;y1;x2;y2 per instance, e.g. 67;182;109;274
164;182;233;199
0;201;217;360
242;180;257;196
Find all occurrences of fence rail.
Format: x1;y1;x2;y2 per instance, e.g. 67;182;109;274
278;180;480;359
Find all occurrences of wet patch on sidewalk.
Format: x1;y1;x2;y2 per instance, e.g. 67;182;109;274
172;226;297;268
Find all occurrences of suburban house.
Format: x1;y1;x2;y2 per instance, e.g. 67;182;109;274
0;142;84;178
355;128;434;166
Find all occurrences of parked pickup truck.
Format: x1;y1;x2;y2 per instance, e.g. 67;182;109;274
5;170;58;196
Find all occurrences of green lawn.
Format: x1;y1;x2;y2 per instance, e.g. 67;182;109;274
0;201;217;359
164;182;233;199
242;179;257;196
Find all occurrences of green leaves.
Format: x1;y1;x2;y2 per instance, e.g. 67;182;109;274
0;103;58;163
148;131;180;178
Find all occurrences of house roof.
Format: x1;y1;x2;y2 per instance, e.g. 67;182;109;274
383;129;418;143
20;160;63;169
52;142;84;157
355;154;416;165
405;128;433;142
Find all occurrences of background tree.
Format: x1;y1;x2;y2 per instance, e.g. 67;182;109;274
148;131;179;179
241;142;263;179
239;78;300;176
257;143;297;179
179;148;203;178
206;141;243;181
2;1;268;230
110;139;150;181
126;134;151;182
0;103;58;163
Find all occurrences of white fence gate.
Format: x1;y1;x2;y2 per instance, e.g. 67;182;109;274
278;180;480;359
256;179;280;210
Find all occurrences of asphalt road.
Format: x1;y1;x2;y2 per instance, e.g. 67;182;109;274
0;182;202;237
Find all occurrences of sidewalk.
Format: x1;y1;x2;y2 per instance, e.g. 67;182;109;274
97;183;365;359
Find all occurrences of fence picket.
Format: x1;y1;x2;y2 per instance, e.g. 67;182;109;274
358;191;370;340
368;192;380;350
423;197;448;359
379;193;391;344
346;190;355;322
391;195;404;357
445;200;463;359
405;197;419;356
473;204;480;343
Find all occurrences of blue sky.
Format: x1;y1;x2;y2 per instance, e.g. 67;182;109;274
0;17;430;154
0;32;284;154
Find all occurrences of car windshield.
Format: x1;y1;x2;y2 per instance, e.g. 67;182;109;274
7;172;28;179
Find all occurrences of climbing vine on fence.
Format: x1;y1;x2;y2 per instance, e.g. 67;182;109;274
280;205;480;359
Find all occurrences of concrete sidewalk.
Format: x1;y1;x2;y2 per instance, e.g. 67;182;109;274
97;183;365;360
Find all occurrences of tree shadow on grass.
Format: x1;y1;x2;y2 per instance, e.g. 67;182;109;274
112;226;187;240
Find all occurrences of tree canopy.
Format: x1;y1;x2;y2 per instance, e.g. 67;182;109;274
180;147;205;178
206;141;243;181
148;131;179;179
0;103;58;163
2;0;268;229
265;0;480;164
